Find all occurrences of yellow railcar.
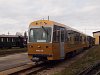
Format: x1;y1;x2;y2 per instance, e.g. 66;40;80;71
28;20;93;62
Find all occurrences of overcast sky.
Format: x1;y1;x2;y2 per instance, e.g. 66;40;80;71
0;0;100;36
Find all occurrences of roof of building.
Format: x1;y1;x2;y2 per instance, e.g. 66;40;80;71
93;31;100;34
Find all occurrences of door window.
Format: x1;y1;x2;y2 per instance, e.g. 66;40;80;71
61;29;64;42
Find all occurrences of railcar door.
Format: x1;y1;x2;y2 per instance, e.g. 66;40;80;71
60;28;65;59
99;36;100;45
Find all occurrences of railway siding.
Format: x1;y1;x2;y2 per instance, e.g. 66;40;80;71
0;48;27;57
54;46;100;75
0;63;33;75
78;61;100;75
0;46;99;75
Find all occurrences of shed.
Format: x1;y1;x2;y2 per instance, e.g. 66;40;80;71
93;31;100;45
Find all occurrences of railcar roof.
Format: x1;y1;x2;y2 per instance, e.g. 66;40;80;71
0;35;23;38
29;20;68;27
29;20;89;36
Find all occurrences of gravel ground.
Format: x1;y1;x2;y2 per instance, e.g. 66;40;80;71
34;49;89;75
53;46;100;75
0;53;32;72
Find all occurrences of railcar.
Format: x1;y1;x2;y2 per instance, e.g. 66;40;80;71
0;35;26;48
87;36;95;47
28;20;94;62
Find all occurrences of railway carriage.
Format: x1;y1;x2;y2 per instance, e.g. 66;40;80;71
0;35;26;48
28;20;94;62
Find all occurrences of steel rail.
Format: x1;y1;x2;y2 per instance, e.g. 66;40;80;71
9;61;45;75
78;61;100;75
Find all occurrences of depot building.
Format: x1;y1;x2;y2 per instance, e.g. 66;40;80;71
93;31;100;45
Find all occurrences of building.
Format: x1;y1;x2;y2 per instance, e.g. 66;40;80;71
93;31;100;45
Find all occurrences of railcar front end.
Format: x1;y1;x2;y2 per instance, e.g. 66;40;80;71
28;22;56;62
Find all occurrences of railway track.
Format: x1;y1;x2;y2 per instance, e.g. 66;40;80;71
5;55;88;75
0;61;44;75
10;61;61;75
0;48;27;57
0;61;56;75
0;47;94;75
78;61;100;75
10;63;45;75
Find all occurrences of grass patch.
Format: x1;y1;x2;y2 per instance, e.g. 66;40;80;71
54;46;100;75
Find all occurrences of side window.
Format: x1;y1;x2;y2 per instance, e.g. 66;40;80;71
84;36;86;42
12;38;14;42
9;38;11;42
3;38;6;42
74;32;80;42
67;30;74;44
7;38;8;42
80;36;82;41
0;38;1;42
65;30;68;42
56;30;60;42
1;38;3;42
53;25;60;42
61;28;65;42
67;30;72;42
53;30;56;42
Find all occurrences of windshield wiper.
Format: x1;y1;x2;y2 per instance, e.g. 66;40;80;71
41;26;48;35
